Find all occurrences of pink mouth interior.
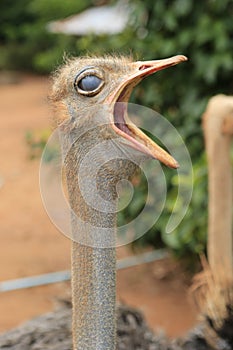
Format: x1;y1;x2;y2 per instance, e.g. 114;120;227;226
113;64;152;135
113;90;132;135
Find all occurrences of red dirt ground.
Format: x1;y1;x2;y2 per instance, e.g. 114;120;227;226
0;74;198;338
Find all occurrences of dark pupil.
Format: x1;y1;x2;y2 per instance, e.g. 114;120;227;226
78;75;102;92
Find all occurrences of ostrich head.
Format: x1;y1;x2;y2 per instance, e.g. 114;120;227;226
51;55;187;173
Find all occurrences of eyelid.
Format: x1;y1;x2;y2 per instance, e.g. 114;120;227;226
74;67;105;96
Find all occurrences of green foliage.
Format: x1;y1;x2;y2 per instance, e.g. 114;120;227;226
122;0;232;261
2;0;233;262
119;0;231;261
0;0;92;72
28;0;90;21
162;153;208;255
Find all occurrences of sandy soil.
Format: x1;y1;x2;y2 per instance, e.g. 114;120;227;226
0;74;197;338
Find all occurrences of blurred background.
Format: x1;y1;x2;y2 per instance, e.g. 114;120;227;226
0;0;232;339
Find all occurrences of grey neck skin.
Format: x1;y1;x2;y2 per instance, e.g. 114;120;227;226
59;114;138;350
71;242;116;350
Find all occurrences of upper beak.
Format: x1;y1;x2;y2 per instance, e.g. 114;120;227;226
108;55;187;169
134;55;187;77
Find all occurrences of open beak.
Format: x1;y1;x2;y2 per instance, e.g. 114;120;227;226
108;55;187;169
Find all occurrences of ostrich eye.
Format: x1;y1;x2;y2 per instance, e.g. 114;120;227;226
78;75;102;92
74;69;105;96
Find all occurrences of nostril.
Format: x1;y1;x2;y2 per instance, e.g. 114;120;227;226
139;65;152;71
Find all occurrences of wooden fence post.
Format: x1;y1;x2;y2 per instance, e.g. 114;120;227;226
202;94;233;274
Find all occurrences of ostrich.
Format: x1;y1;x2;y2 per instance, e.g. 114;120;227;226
0;57;232;350
50;54;187;350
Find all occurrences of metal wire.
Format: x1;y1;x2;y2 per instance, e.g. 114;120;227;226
0;249;168;292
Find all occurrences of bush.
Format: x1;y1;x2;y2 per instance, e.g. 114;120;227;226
0;0;92;72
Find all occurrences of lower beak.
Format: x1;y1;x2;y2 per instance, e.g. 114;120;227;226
109;55;187;169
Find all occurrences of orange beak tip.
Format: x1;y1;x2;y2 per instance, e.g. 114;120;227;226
167;159;179;169
179;55;188;62
174;161;180;169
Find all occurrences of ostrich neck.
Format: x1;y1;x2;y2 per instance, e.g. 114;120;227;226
60;121;137;350
71;244;116;350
